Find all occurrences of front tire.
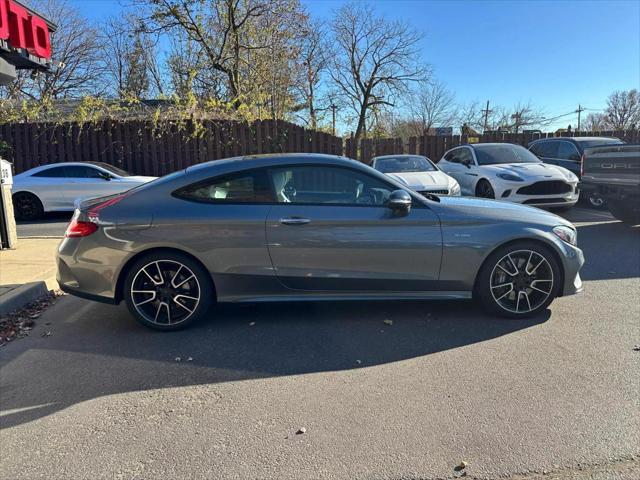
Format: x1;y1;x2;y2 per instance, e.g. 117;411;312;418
475;241;562;318
475;179;495;199
13;192;44;221
123;251;214;331
607;200;640;226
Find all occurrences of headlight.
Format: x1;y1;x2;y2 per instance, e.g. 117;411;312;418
449;180;461;196
553;225;577;246
564;171;578;182
497;172;525;182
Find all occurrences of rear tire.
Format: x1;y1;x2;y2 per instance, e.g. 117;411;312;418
475;241;562;318
475;180;495;199
13;192;44;221
607;200;640;225
123;251;214;331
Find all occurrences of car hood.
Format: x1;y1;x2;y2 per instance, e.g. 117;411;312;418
482;162;573;181
386;171;452;189
431;195;574;229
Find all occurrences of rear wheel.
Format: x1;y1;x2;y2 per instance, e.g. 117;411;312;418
475;180;495;199
607;200;640;225
123;251;214;331
586;192;606;209
475;241;561;318
13;192;44;221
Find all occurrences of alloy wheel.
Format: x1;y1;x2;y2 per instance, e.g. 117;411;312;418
489;249;554;314
477;181;495;199
130;260;201;326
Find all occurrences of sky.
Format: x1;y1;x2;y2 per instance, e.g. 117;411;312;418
69;0;640;131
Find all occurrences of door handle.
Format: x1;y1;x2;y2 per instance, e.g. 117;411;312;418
465;172;478;176
280;217;311;225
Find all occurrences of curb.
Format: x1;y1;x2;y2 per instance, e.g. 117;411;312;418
0;282;50;315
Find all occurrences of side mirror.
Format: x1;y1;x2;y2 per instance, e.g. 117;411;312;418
461;158;471;168
98;172;112;181
386;189;412;215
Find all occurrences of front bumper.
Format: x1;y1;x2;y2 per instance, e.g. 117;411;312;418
494;180;579;208
559;241;585;297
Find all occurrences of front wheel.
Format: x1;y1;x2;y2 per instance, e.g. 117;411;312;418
123;251;214;331
13;192;44;221
475;242;561;318
475;180;495;199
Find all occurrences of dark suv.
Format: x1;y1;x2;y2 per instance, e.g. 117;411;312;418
528;137;625;208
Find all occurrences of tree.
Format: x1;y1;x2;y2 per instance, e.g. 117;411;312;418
331;2;427;145
583;112;608;132
294;19;331;129
407;80;457;135
1;0;105;100
605;89;639;130
100;16;162;99
507;102;545;133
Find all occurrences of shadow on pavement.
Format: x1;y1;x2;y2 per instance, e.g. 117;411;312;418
0;298;549;428
573;220;640;282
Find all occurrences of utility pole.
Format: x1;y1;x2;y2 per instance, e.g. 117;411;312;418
576;104;585;132
481;100;492;133
331;104;337;136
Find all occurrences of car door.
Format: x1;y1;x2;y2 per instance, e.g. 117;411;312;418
438;149;467;192
26;165;68;210
265;165;442;292
60;165;121;206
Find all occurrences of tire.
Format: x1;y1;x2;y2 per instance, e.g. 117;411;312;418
475;179;495;199
123;251;214;331
586;192;606;210
475;241;562;319
607;200;640;226
13;192;44;221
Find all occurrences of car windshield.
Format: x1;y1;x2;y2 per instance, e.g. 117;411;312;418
576;139;625;148
374;156;436;173
89;162;132;177
474;145;541;165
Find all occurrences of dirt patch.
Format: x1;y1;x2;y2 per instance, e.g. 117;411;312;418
0;290;65;346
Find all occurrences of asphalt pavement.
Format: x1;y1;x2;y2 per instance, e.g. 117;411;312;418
1;207;639;480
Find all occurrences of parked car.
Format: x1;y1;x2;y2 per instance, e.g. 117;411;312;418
12;162;156;220
371;154;461;196
528;136;625;208
580;144;640;225
58;153;584;331
438;143;579;210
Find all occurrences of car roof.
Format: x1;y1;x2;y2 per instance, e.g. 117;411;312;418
372;154;427;160
530;136;620;143
22;162;111;174
184;153;366;179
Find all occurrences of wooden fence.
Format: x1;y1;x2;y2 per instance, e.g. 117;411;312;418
0;119;343;175
346;130;640;164
0;118;637;174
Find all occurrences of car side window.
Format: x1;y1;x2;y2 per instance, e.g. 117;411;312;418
32;166;68;178
557;142;580;161
444;150;459;163
269;166;394;206
531;141;558;158
63;166;105;178
174;170;273;203
457;148;473;165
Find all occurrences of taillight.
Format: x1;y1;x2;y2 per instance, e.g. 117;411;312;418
65;218;98;238
87;192;128;221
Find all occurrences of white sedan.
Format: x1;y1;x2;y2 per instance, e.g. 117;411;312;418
438;143;579;209
371;154;461;197
12;162;156;220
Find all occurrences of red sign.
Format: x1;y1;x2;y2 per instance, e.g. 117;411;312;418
0;0;52;60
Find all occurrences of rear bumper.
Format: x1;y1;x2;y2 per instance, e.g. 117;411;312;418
58;282;117;304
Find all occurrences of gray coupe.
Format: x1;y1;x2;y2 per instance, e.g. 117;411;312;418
57;154;584;330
